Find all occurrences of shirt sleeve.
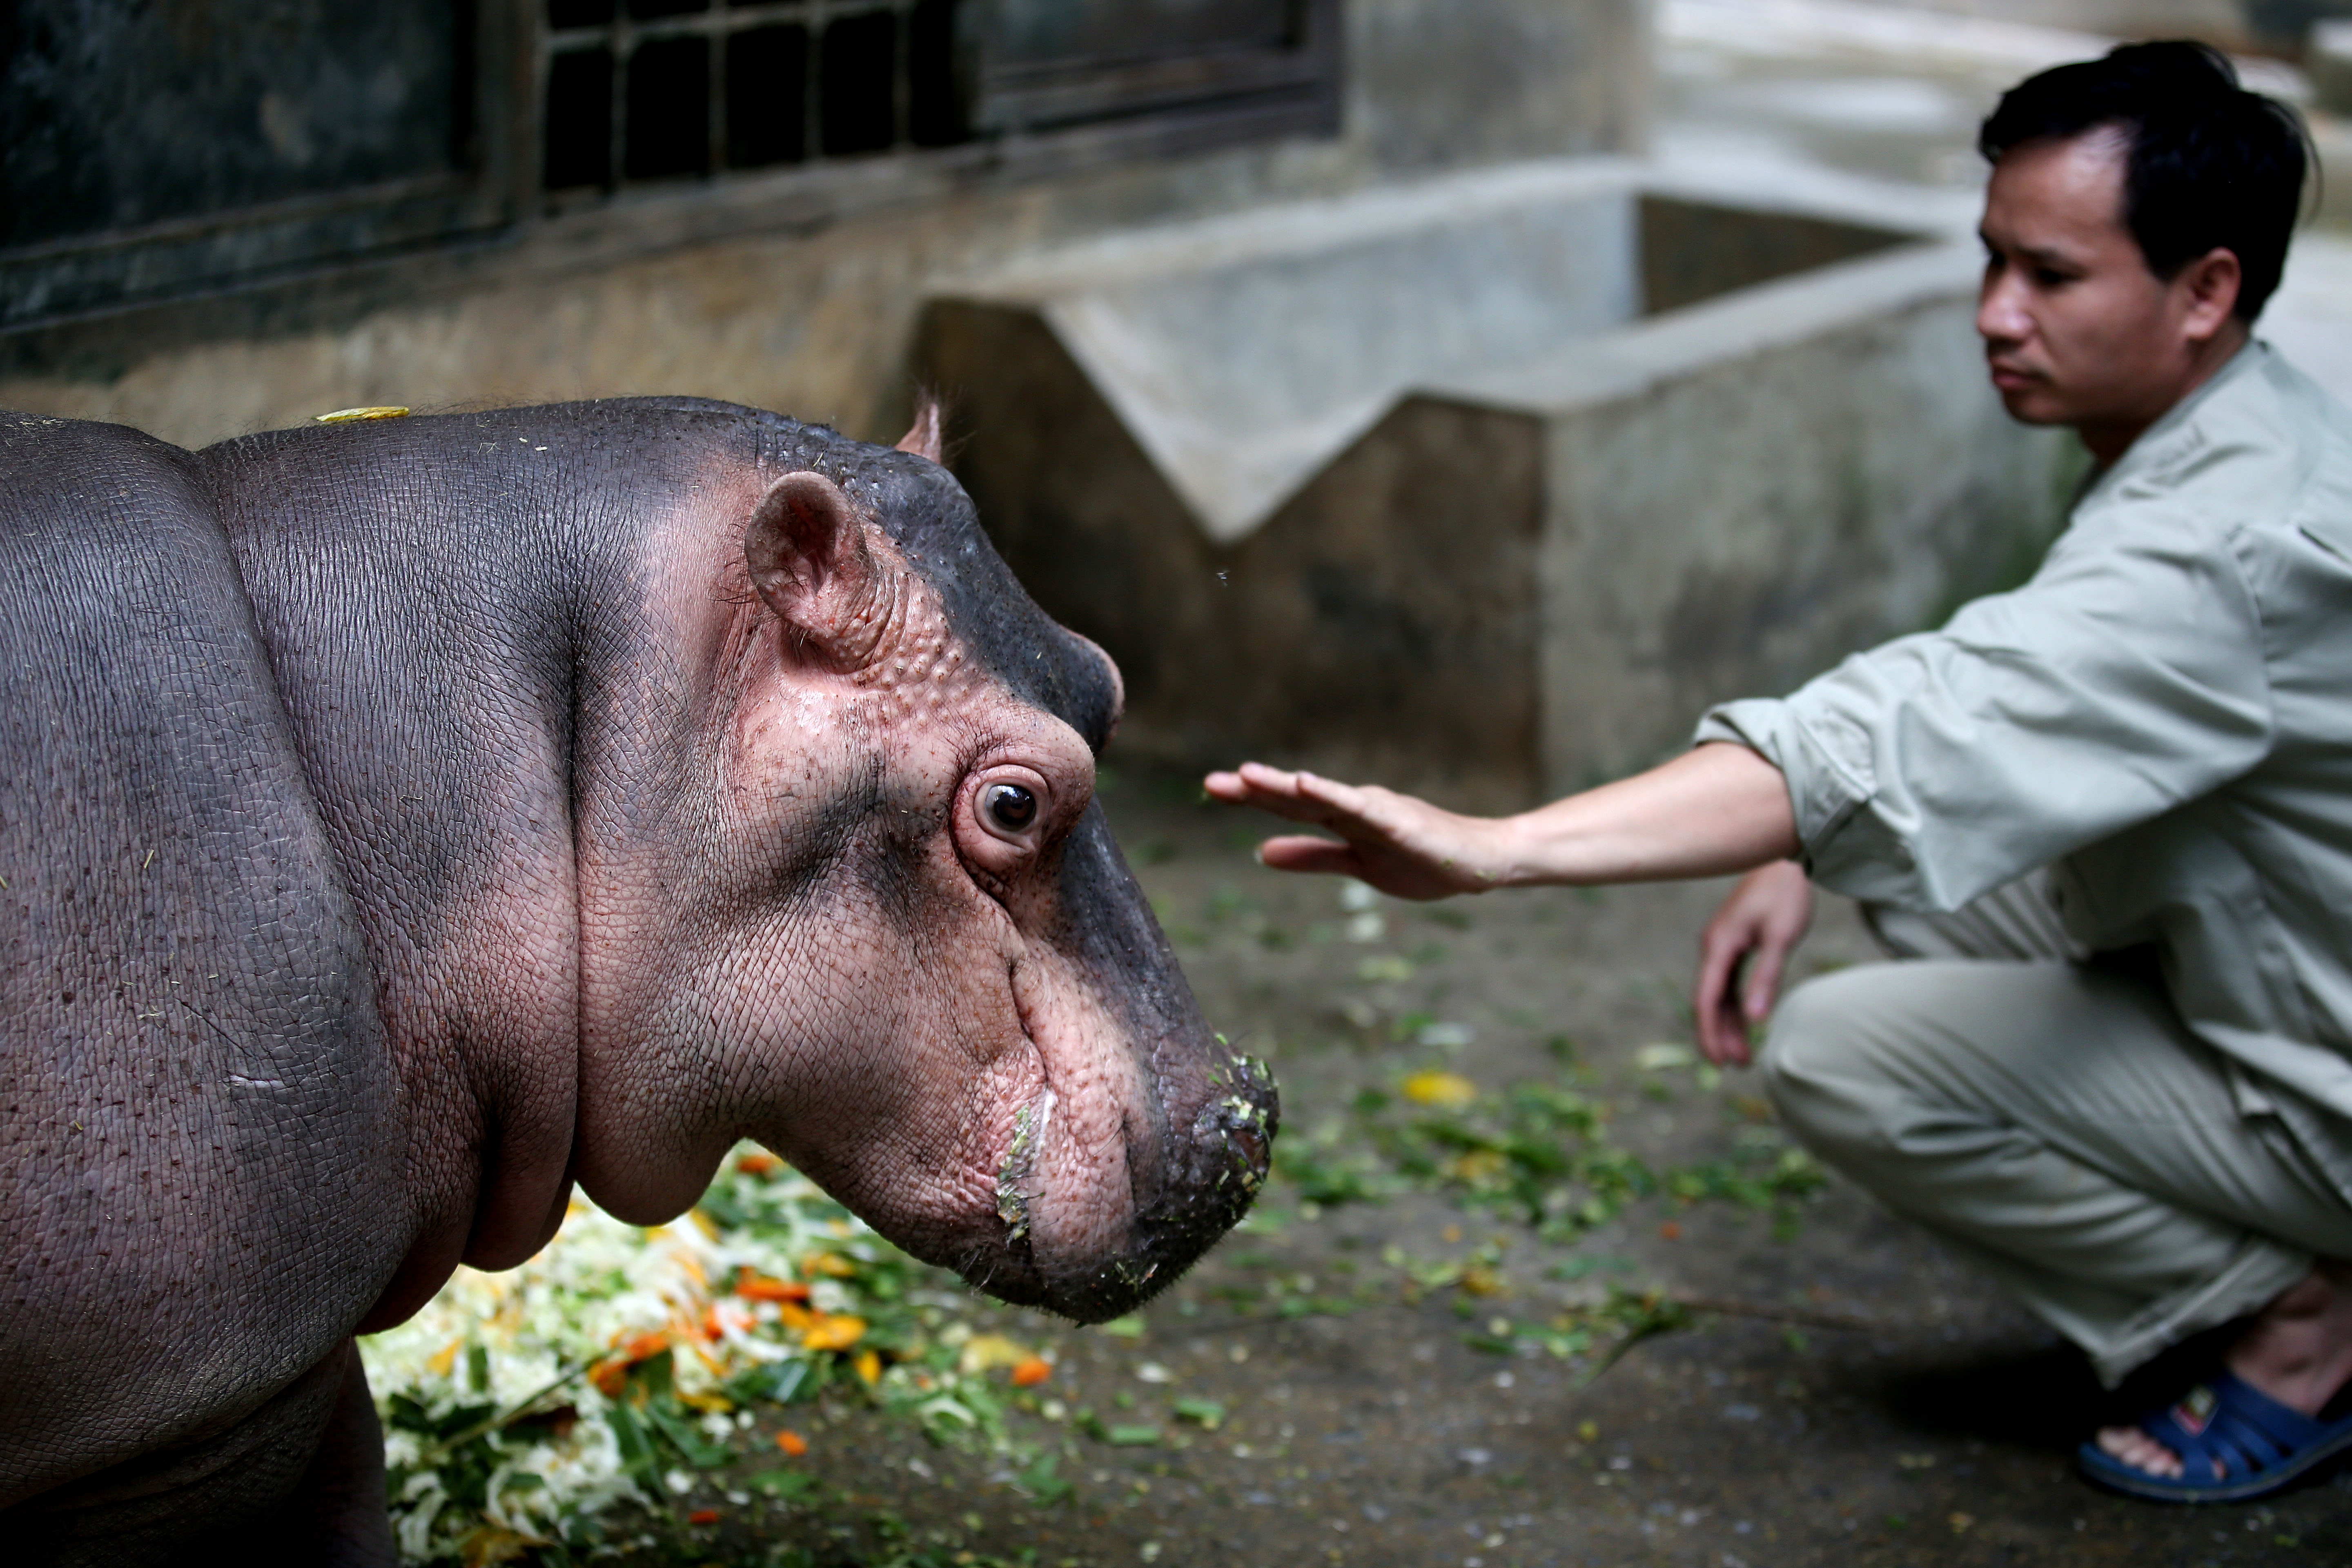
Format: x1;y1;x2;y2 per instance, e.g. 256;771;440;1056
1693;506;2275;911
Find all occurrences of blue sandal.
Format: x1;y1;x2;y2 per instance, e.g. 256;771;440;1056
2077;1372;2352;1503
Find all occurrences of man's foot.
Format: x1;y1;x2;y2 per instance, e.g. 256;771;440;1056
2097;1417;2193;1481
2094;1267;2352;1483
2076;1372;2352;1502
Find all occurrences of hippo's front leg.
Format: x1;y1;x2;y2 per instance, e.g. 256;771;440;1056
278;1343;395;1568
15;1343;392;1565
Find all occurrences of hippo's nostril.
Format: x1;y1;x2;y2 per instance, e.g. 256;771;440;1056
1189;1053;1278;1201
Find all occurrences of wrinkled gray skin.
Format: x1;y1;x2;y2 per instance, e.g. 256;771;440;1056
0;400;1276;1563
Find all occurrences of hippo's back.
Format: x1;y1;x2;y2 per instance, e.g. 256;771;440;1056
0;414;404;1548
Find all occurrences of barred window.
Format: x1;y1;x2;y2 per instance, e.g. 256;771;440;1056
539;0;969;194
0;0;1338;331
534;0;1328;196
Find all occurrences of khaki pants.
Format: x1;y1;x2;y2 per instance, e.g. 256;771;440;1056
1763;873;2352;1385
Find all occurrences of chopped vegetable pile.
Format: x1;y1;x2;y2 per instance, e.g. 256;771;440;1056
361;1149;1029;1564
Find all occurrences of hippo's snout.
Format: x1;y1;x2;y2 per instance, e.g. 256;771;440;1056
970;1051;1277;1324
1053;1054;1278;1323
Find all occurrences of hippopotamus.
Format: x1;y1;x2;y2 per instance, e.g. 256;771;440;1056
0;398;1276;1562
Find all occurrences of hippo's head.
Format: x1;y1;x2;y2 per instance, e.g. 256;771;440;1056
570;405;1274;1321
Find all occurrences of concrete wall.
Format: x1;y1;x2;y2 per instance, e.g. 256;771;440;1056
0;0;1650;454
1520;257;2082;792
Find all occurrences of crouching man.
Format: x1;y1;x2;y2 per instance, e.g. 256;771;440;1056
1210;41;2352;1503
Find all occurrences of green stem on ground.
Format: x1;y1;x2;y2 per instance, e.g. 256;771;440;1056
411;1364;588;1468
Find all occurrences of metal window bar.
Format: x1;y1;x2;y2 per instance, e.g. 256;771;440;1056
540;0;934;194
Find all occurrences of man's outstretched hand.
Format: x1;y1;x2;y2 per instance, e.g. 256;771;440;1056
1200;762;1511;900
1693;860;1814;1067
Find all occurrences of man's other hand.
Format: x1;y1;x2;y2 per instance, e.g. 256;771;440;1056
1694;860;1815;1067
1201;762;1508;900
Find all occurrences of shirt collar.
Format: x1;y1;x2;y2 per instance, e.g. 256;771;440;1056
2085;338;2267;500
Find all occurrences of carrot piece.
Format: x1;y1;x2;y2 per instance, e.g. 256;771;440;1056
587;1327;673;1397
776;1429;809;1457
1011;1357;1052;1388
734;1270;812;1303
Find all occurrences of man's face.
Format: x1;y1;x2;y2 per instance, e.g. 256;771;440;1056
1976;128;2239;442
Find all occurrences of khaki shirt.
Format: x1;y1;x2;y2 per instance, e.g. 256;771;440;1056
1699;341;2352;1182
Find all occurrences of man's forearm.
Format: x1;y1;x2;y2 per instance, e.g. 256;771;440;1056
1492;742;1800;887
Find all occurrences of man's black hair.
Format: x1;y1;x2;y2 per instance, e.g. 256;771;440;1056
1978;40;2308;321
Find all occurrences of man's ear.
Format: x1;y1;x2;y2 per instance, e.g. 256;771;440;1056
896;397;944;464
2179;246;2244;342
744;471;892;668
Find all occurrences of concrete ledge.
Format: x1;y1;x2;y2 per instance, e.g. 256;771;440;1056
1439;238;1982;413
946;160;1655;542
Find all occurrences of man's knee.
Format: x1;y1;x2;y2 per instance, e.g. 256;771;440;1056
1759;966;1911;1158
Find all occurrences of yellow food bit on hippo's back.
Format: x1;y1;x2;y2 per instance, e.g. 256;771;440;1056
312;406;410;423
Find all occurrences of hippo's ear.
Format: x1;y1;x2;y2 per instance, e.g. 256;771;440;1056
744;471;891;668
895;398;944;465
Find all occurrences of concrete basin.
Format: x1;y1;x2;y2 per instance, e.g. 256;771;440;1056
920;158;2077;806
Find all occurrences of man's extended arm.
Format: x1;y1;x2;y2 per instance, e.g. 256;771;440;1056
1202;741;1798;895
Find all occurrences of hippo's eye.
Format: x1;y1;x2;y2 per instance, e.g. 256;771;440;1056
983;782;1038;833
960;767;1059;880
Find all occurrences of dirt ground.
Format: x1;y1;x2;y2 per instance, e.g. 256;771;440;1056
650;771;2352;1567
